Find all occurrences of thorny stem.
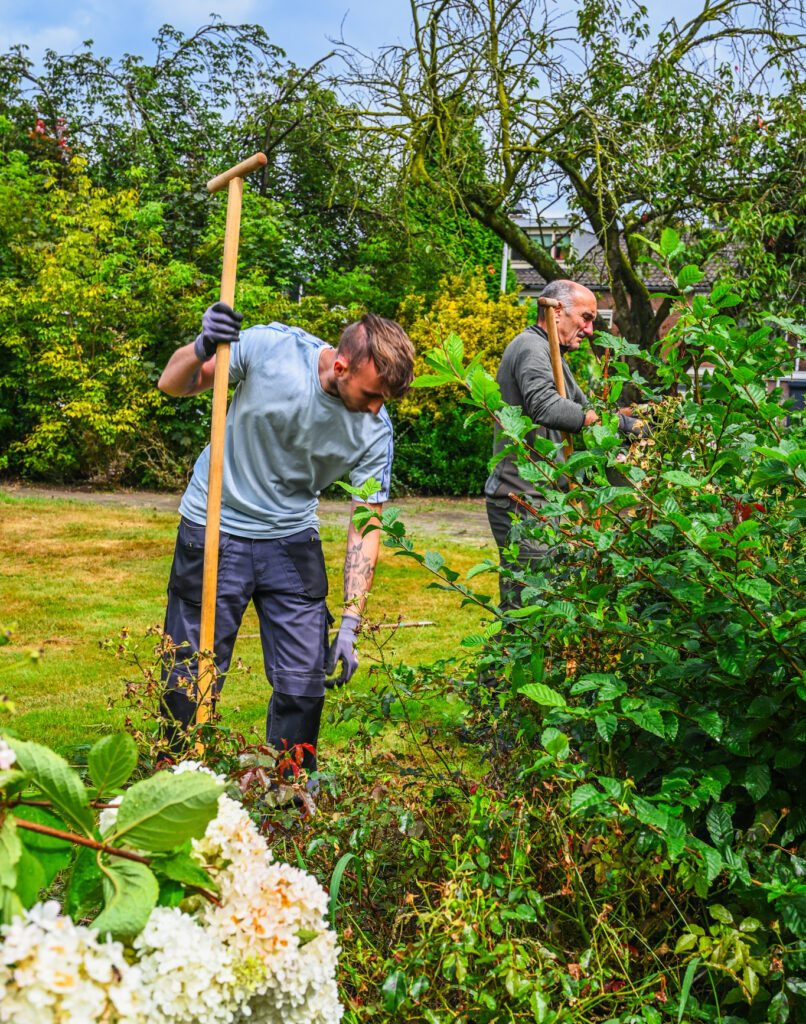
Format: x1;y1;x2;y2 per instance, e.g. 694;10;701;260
10;816;220;904
13;798;121;810
364;623;466;792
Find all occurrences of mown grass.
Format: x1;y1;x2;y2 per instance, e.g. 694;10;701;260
0;491;497;756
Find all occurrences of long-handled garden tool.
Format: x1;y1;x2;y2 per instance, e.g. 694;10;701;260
538;295;574;461
195;152;267;740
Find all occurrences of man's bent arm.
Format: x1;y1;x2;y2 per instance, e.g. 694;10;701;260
343;500;382;617
158;343;216;397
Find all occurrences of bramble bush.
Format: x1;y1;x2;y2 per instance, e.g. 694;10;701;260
320;235;806;1022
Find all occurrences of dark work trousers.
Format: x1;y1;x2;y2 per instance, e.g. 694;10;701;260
485;496;553;610
162;517;329;771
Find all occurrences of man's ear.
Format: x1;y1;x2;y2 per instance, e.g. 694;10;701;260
333;352;350;377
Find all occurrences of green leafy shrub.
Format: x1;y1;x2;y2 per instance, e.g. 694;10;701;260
0;156;203;483
341;235;806;1020
390;404;493;495
0;151;367;487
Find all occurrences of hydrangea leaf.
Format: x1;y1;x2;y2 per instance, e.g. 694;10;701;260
88;733;138;796
113;772;223;853
93;858;158;938
6;738;93;835
0;815;21;888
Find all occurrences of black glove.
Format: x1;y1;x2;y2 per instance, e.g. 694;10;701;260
193;302;244;361
324;614;360;687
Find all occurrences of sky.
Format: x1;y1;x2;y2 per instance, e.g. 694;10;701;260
0;0;414;68
1;0;714;70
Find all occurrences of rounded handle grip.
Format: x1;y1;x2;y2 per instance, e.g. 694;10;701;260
206;152;267;193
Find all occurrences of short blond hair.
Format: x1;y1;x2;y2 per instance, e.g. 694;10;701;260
338;313;415;398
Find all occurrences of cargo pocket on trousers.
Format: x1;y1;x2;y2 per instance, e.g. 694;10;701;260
282;533;329;599
167;518;208;606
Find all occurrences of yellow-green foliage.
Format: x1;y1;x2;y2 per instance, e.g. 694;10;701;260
396;273;527;418
0;155;366;484
0;159;194;480
235;272;367;346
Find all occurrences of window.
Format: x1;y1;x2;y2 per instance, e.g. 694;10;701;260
509;228;573;265
788;382;806;411
546;232;572;262
597;308;614;328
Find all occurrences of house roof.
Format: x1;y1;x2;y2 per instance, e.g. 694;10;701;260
512;237;739;295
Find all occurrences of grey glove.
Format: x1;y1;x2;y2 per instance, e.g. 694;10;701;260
618;412;652;439
193;302;244;361
324;614;360;687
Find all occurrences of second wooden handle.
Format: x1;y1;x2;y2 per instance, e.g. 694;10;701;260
538;297;573;460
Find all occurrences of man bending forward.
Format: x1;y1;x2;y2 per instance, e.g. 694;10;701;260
157;304;415;769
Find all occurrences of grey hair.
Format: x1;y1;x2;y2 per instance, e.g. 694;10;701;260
539;279;586;312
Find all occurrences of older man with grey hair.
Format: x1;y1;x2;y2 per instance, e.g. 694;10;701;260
485;279;635;606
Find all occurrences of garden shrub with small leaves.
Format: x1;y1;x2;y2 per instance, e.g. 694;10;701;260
323;234;806;1022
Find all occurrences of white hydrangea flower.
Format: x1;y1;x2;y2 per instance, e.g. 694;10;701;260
153;775;341;1022
195;814;341;1024
134;907;253;1024
181;787;342;1023
0;901;143;1023
171;760;228;785
0;737;17;771
243;931;342;1024
98;794;123;836
202;856;327;956
192;792;268;870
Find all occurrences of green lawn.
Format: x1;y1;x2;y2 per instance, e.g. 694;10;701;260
0;491;497;756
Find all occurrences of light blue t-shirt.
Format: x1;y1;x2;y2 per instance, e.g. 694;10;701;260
179;323;394;538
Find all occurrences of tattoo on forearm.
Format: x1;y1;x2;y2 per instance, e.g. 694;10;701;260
344;540;374;604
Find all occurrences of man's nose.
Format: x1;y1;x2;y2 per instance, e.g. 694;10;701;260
582;320;594;336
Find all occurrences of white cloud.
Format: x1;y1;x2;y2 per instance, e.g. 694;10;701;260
0;23;84;54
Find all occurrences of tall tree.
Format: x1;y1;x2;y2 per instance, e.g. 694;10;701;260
338;0;806;349
0;23;332;262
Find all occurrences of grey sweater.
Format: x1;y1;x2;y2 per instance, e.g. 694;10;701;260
485;325;588;500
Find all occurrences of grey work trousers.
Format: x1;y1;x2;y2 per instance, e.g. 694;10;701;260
162;517;329;769
485;496;554;609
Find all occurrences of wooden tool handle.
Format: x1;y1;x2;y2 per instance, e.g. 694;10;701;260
196;171;250;730
538;297;567;399
206;152;267;194
538;296;573;460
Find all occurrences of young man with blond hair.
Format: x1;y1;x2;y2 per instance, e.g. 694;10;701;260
157;303;415;771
